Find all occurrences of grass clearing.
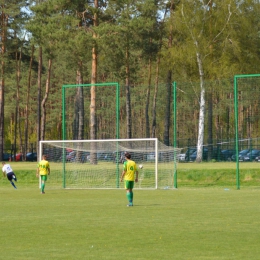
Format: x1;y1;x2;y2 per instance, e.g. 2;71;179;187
1;162;260;259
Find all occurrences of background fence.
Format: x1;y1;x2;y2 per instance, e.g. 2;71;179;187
7;77;260;162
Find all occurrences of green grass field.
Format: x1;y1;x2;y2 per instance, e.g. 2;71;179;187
1;162;260;259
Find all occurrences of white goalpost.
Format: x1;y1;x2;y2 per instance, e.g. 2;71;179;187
39;138;181;189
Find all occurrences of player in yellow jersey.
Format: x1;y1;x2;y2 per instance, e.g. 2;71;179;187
120;152;138;207
36;155;50;194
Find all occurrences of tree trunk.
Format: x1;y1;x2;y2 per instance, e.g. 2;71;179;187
25;45;34;158
125;44;132;139
163;71;172;146
74;66;84;162
0;8;7;160
145;56;151;138
90;0;98;141
163;16;173;146
18;43;23;156
75;64;84;140
207;91;213;160
78;88;84;140
207;0;213;161
90;45;97;142
151;56;159;138
90;0;98;164
73;71;79;140
14;43;22;159
151;2;169;139
195;47;205;163
40;58;52;140
37;47;42;156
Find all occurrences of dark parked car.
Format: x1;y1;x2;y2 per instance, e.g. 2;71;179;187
67;151;91;163
189;148;209;162
255;154;260;162
242;149;260;162
97;152;114;161
189;147;226;162
185;148;197;161
66;151;76;162
2;153;11;161
26;152;37;162
220;149;236;161
231;149;250;162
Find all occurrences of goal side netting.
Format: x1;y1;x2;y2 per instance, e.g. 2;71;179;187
39;138;181;189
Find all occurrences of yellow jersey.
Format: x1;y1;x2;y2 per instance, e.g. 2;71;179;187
123;160;137;181
38;160;50;175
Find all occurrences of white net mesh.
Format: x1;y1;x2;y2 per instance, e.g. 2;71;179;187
39;139;181;189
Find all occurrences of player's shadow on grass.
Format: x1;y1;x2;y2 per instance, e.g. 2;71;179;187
131;204;163;207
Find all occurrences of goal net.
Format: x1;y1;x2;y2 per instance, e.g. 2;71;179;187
39;138;181;189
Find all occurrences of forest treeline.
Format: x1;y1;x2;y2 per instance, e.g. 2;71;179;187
0;1;260;161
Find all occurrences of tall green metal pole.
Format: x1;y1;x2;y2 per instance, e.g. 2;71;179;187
234;74;260;189
116;83;120;188
173;82;177;188
62;86;66;188
116;83;120;140
234;76;240;190
62;86;66;140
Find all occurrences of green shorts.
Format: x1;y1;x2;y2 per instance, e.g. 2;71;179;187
125;180;134;190
40;175;48;181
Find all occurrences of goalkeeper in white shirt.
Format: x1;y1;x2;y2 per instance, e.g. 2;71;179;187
2;162;17;189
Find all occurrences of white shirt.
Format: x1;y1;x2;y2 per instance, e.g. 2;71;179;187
2;164;13;174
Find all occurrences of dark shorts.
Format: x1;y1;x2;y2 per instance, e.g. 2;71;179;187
125;180;134;190
7;172;17;182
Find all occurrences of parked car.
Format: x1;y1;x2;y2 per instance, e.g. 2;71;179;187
231;149;250;162
80;152;90;162
189;148;209;162
26;152;37;162
113;151;127;163
178;153;186;162
146;152;155;161
220;149;236;161
66;151;76;162
185;147;236;162
60;151;90;163
98;152;114;161
255;154;260;162
185;148;197;161
84;152;115;162
2;153;11;161
11;153;23;161
242;149;260;162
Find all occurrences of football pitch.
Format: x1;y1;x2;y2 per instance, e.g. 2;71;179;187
1;185;260;259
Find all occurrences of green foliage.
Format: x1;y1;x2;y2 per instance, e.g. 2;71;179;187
2;0;260;150
172;1;260;79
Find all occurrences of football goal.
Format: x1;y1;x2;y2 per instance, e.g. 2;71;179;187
39;138;181;189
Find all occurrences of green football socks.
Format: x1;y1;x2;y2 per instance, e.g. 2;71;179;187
130;191;133;201
126;191;133;204
126;191;131;202
41;183;45;192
